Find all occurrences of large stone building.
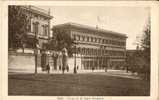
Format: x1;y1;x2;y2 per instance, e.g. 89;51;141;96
22;6;53;50
9;5;53;51
8;6;53;73
53;22;127;70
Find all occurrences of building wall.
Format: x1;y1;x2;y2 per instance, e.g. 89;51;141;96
30;14;49;38
8;53;35;73
21;6;52;49
53;24;127;70
8;51;55;73
8;6;53;73
71;28;126;69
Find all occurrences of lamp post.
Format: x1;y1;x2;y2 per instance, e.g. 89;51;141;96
34;40;39;74
34;24;39;74
74;44;76;68
73;43;77;72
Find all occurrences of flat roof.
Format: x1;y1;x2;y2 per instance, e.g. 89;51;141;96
53;22;127;38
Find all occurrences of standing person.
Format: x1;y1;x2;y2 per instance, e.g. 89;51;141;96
126;64;129;73
77;65;79;70
59;65;61;70
62;66;65;74
74;66;77;74
92;66;95;72
46;64;50;74
105;65;107;72
66;65;69;72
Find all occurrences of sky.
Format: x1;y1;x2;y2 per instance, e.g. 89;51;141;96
40;6;150;50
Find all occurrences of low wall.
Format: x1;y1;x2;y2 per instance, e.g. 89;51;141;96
8;53;36;73
8;52;82;73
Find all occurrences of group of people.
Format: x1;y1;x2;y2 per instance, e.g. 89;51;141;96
44;64;79;74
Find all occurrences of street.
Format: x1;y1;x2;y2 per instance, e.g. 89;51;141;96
8;71;150;96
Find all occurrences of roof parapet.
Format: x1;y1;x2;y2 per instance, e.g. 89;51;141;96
53;22;127;38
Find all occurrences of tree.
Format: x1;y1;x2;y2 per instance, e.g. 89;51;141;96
126;20;150;80
9;6;30;50
141;22;150;65
47;28;75;57
140;22;150;80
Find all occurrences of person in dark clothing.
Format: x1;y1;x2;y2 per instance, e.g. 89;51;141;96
59;65;61;70
66;65;69;72
46;64;50;74
77;66;79;70
105;65;107;72
126;65;129;73
62;66;65;74
92;67;95;72
74;66;77;74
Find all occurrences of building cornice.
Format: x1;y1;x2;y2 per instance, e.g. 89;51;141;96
21;6;53;19
53;22;127;38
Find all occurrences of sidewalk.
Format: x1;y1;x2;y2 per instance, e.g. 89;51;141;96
9;68;140;79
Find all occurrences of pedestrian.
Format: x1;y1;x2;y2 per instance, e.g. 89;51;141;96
74;66;77;74
92;67;95;72
62;65;65;74
46;64;50;74
126;65;129;73
59;65;61;70
105;65;107;72
66;65;69;72
77;66;79;70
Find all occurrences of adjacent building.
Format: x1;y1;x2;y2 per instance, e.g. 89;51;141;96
53;22;127;70
22;6;53;50
8;6;53;73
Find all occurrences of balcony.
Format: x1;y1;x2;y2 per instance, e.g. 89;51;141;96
26;32;35;38
26;32;49;40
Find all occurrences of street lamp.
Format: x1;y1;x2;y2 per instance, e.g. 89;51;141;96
34;40;39;74
73;42;78;72
74;45;76;70
34;25;39;74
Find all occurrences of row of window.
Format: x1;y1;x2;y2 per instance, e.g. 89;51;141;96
42;25;48;36
73;34;125;46
83;61;105;70
74;47;125;56
32;22;48;36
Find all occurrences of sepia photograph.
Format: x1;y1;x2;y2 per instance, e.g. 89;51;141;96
7;5;152;96
6;4;154;97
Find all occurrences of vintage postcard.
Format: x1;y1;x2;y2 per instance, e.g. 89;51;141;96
0;1;159;100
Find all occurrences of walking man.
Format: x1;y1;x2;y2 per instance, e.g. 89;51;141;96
74;66;77;74
46;64;50;74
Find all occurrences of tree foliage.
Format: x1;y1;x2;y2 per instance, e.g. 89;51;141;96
9;6;30;49
47;28;75;57
140;21;151;80
141;23;150;65
126;21;150;80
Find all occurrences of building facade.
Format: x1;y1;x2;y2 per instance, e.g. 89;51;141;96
53;23;127;70
8;6;53;73
22;6;53;49
9;5;53;51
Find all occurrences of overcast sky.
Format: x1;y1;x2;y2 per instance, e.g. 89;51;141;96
40;6;150;50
